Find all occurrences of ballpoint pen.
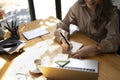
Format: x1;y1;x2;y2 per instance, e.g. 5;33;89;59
60;32;70;46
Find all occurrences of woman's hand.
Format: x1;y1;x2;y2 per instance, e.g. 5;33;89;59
71;45;98;59
61;38;73;53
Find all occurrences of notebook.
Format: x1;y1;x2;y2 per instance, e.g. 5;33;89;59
0;39;25;54
71;41;83;53
22;27;49;40
38;58;99;80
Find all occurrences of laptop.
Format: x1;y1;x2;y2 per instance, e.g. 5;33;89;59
38;58;99;80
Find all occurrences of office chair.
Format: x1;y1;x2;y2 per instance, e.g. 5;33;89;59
117;9;120;55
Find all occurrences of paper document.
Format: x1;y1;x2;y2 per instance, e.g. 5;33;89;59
71;41;83;53
23;28;49;40
54;53;69;61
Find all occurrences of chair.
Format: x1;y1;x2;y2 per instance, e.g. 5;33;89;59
117;9;120;55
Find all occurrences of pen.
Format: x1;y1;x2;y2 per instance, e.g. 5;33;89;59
60;32;70;46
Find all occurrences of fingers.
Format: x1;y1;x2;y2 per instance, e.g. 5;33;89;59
70;50;88;59
68;42;73;50
71;53;87;59
70;50;81;59
61;40;73;53
71;53;82;59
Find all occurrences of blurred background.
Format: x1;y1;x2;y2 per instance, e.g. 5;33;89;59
0;0;120;25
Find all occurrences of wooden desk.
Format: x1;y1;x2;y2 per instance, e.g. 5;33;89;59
71;32;120;80
0;16;120;80
0;16;61;80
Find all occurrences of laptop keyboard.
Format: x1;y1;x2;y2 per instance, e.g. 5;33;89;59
58;66;96;72
54;58;98;73
65;66;95;72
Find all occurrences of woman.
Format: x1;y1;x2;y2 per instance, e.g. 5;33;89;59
54;0;120;58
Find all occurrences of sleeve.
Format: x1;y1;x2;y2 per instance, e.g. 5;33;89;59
54;2;79;43
98;13;120;53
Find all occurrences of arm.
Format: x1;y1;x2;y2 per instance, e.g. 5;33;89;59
54;1;79;43
71;12;120;59
54;2;80;53
98;13;120;53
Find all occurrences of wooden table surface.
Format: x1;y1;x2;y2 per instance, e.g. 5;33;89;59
0;16;120;80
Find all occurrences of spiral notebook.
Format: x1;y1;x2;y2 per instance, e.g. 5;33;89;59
0;39;25;54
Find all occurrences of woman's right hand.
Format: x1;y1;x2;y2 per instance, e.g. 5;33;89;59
61;38;73;53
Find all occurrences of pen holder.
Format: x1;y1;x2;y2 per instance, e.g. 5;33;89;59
3;20;20;40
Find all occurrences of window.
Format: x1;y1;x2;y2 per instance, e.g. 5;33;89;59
34;0;56;19
0;0;30;25
61;0;77;19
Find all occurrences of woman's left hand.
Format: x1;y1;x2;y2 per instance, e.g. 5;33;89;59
71;45;98;59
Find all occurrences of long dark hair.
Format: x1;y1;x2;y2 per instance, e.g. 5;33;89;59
78;0;117;29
